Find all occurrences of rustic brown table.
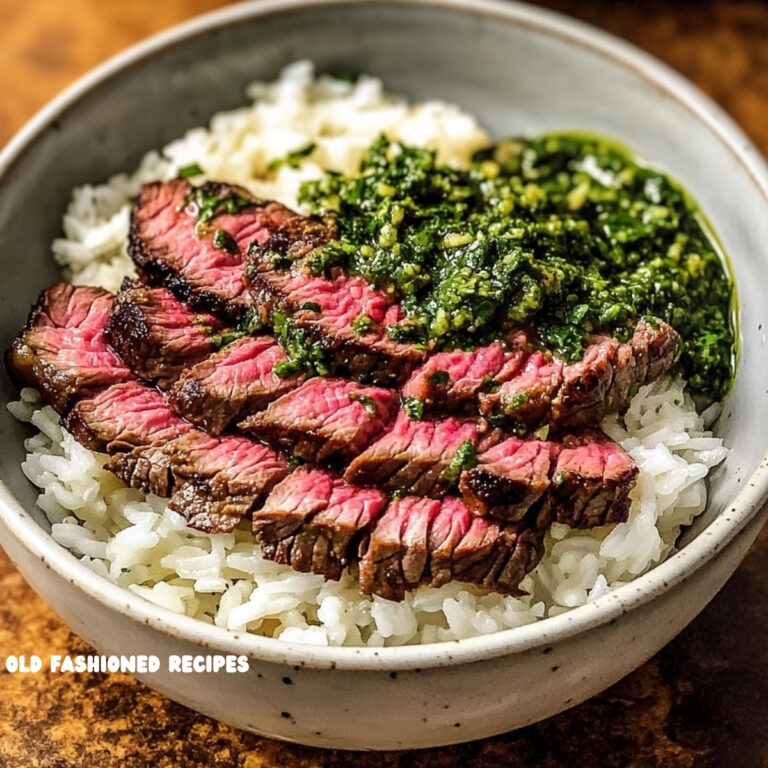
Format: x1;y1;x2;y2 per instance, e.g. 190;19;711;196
1;1;766;766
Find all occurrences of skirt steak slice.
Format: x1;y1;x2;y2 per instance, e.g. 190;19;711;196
245;242;425;385
62;380;192;453
6;284;133;411
128;179;296;317
358;496;545;601
104;281;225;387
166;432;290;533
344;412;487;496
480;320;680;430
253;466;388;580
238;377;398;463
167;335;303;434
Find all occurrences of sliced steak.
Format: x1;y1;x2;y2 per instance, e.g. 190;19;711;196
62;380;192;452
344;412;486;496
605;320;681;412
246;247;426;386
104;282;225;387
459;431;638;527
238;377;398;463
536;431;638;529
6;284;133;411
482;351;565;426
359;496;545;601
253;466;388;580
129;179;296;317
459;437;557;521
401;333;529;414
166;432;290;533
167;335;303;434
480;320;680;429
106;444;177;498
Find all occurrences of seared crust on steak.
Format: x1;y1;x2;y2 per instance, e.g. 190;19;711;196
459;430;637;527
128;179;295;317
167;335;303;434
165;432;290;533
104;281;224;387
480;320;680;430
252;466;388;580
358;496;545;601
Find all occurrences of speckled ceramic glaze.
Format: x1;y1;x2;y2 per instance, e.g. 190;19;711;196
0;0;766;750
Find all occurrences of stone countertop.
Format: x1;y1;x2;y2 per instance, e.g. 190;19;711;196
0;1;766;765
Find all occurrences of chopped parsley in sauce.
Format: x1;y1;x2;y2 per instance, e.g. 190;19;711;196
212;228;239;255
443;440;478;486
349;391;379;414
185;185;261;235
299;134;735;401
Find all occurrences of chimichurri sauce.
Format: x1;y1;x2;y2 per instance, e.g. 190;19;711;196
299;134;735;403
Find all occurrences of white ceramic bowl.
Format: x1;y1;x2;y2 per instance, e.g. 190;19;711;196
1;0;767;750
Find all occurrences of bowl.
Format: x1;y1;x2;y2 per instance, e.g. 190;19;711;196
1;0;767;751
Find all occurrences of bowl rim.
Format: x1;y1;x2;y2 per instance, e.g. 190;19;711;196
1;0;767;672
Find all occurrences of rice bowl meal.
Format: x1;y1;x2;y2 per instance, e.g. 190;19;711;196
5;61;734;647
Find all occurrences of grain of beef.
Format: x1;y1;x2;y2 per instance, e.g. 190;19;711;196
6;284;133;411
166;432;289;532
459;437;557;521
536;431;639;530
358;496;545;601
63;380;194;498
105;444;178;498
128;179;296;317
246;241;426;385
168;335;303;433
62;380;192;453
253;466;388;580
480;320;680;429
344;412;487;496
104;282;224;387
401;334;529;414
238;377;398;463
459;431;638;527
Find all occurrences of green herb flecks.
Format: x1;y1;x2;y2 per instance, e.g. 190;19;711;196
192;314;215;336
349;392;379;415
403;396;425;421
185;185;261;235
443;440;478;487
272;311;334;378
299;134;735;402
268;143;317;172
208;306;263;350
178;162;204;179
511;391;530;409
213;229;239;255
428;369;451;387
300;301;322;313
351;314;376;337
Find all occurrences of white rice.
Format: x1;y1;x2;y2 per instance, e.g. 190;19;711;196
10;62;728;646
